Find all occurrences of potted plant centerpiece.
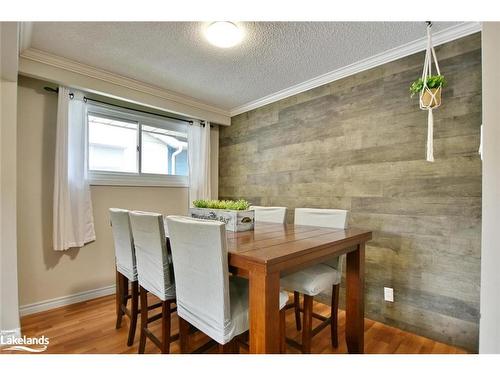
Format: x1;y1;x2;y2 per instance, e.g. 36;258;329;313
410;74;446;109
189;199;254;232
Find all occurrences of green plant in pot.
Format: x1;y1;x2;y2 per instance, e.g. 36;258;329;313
190;199;254;232
410;74;446;108
192;199;250;211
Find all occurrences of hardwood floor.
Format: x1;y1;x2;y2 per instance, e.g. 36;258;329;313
3;294;467;354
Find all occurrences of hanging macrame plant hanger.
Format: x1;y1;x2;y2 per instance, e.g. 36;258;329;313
420;21;441;162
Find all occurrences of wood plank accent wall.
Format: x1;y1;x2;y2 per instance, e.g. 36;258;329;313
219;33;482;351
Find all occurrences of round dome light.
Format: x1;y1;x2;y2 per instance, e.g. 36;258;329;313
205;22;243;48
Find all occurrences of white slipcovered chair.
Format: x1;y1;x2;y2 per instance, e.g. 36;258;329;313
129;211;176;354
249;205;287;224
280;208;349;353
166;215;289;353
109;208;139;347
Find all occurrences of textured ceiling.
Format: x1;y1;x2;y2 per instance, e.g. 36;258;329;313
29;22;461;111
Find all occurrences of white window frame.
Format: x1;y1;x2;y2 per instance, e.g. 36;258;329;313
86;102;189;187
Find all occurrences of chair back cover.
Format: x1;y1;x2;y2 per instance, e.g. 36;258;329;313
109;208;137;281
166;215;232;343
295;208;349;270
129;211;175;301
295;208;348;229
250;206;287;224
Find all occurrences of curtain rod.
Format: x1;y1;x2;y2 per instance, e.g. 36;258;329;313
43;86;207;127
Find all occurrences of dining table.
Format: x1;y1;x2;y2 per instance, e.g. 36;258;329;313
166;221;372;354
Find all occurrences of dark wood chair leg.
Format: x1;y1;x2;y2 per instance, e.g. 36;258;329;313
331;284;340;348
123;275;129;305
138;287;148;354
161;301;171;354
115;271;127;329
302;295;313;354
280;309;287;354
127;280;139;346
294;291;302;331
115;271;122;329
179;317;190;354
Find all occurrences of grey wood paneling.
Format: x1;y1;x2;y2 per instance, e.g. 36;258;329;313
219;33;482;351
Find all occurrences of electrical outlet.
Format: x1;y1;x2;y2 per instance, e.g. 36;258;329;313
384;287;394;302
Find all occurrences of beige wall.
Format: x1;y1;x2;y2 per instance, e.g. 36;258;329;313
480;22;500;354
1;22;21;338
16;76;218;307
1;80;20;332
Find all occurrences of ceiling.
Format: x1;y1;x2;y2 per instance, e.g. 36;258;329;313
27;22;463;112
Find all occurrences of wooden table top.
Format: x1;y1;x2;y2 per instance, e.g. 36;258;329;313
226;223;372;266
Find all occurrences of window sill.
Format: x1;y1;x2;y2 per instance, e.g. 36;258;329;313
88;171;189;188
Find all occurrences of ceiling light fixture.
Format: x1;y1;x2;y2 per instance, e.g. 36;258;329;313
205;22;243;48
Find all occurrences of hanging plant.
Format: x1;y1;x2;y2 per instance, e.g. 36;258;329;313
410;74;446;107
410;22;444;162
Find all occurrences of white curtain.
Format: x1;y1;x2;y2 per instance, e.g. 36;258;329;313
53;86;96;251
188;120;211;205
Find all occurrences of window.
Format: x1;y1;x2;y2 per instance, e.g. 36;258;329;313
87;103;189;187
141;125;188;176
88;115;138;173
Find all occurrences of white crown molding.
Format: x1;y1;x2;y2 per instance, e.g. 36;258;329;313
19;48;231;118
19;285;116;317
229;22;482;116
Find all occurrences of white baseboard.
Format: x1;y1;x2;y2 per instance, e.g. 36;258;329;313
19;285;116;317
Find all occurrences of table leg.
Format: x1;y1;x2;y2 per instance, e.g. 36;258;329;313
248;268;281;354
345;243;365;354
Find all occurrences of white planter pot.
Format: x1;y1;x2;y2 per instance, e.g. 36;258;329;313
188;208;254;232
